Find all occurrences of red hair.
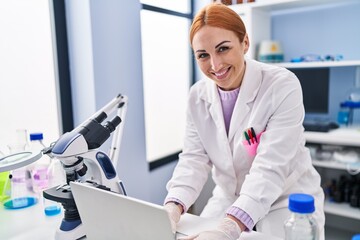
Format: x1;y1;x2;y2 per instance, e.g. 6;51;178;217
189;3;247;47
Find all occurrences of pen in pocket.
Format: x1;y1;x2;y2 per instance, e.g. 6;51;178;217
243;127;257;145
244;131;251;145
251;127;257;143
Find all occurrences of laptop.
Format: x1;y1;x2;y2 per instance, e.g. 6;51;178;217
70;181;218;240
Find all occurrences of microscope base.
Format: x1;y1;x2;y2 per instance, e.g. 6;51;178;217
55;221;86;240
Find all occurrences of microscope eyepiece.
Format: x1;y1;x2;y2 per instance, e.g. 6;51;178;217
94;112;107;123
104;116;122;133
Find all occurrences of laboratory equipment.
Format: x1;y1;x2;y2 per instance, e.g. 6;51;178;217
44;157;65;216
338;100;360;126
43;196;62;216
0;94;128;240
284;193;318;240
29;133;51;193
4;168;38;209
337;102;350;126
27;133;64;216
7;129;30;154
43;94;128;240
257;40;284;63
291;54;343;63
353;234;360;240
2;129;37;209
0;171;11;202
0;150;10;202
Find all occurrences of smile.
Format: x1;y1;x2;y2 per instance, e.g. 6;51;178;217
212;67;230;79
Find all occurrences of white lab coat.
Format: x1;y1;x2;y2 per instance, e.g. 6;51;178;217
166;59;324;236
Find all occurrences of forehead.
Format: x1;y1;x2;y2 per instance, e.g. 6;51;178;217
192;25;238;50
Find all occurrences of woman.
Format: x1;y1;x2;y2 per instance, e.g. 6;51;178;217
164;3;325;240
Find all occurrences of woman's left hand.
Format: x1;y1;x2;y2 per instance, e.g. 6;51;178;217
179;218;242;240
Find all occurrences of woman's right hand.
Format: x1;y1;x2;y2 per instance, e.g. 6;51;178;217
164;202;183;233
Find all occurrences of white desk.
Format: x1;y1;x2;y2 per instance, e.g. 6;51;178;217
0;201;281;240
0;201;62;240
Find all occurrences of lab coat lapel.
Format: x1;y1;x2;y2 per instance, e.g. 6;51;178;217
207;83;227;137
228;59;262;141
205;81;237;179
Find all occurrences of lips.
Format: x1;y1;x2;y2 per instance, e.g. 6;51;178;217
212;67;230;80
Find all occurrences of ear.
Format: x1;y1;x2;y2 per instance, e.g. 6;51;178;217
243;34;250;54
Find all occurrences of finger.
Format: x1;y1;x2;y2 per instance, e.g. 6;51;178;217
170;221;176;234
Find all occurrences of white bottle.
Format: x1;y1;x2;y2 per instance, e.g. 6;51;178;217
284;193;318;240
29;133;50;194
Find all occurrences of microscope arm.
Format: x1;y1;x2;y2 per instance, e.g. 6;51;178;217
109;95;128;168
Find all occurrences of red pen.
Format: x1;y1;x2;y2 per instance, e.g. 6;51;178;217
247;129;254;144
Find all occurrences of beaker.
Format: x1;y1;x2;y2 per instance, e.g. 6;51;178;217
3;168;38;209
337;102;350;126
7;129;29;154
0;171;11;203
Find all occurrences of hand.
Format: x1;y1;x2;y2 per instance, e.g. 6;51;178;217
164;202;182;233
179;218;242;240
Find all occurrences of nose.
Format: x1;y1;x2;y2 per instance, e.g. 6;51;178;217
210;55;223;72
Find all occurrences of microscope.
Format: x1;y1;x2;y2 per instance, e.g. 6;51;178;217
41;94;129;240
0;94;128;240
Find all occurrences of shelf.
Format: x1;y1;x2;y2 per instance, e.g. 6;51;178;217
229;0;360;62
272;60;360;69
324;226;357;240
230;0;359;12
304;128;360;147
312;160;348;171
324;201;360;220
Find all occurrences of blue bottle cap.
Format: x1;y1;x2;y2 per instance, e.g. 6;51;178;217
30;133;44;141
352;234;360;240
288;193;315;214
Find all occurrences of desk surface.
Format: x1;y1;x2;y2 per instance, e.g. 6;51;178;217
0;200;62;240
0;200;280;240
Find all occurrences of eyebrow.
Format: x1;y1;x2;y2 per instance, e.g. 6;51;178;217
195;40;231;53
215;40;230;49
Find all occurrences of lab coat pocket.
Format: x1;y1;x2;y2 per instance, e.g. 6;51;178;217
242;131;264;157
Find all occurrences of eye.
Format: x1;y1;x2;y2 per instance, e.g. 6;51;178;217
218;46;229;52
197;53;209;59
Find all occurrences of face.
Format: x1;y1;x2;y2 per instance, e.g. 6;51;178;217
192;25;249;91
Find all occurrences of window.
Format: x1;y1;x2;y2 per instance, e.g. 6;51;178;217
140;0;190;14
140;1;194;169
0;0;72;154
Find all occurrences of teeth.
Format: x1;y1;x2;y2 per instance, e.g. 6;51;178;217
214;69;227;77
